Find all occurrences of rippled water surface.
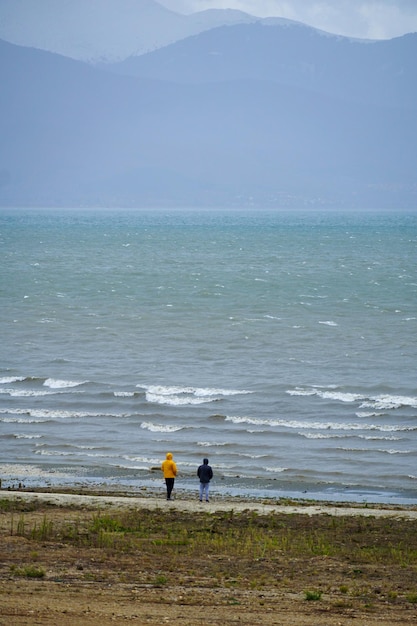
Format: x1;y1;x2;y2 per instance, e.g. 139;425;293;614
1;208;416;503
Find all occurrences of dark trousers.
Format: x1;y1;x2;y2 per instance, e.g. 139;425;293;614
165;477;175;499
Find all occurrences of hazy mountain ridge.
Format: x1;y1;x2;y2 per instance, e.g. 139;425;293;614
0;17;416;208
0;0;184;62
0;0;300;63
109;23;417;109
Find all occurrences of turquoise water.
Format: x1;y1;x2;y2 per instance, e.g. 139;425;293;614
1;208;416;503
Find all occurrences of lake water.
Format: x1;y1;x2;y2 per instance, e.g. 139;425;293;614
1;208;416;504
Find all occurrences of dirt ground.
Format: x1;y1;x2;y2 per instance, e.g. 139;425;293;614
1;490;416;625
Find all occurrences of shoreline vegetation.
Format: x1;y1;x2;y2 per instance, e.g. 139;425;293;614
1;487;417;625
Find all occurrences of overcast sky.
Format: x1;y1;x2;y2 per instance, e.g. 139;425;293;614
158;0;417;39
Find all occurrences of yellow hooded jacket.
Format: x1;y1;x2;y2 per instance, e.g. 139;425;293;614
161;452;177;478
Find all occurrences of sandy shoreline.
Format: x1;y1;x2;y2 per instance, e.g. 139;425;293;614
2;487;417;519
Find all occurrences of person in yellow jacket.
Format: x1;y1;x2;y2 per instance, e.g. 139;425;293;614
161;452;177;500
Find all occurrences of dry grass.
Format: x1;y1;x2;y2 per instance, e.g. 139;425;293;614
1;497;417;625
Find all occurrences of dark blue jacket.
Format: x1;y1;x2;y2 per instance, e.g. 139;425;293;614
197;459;213;483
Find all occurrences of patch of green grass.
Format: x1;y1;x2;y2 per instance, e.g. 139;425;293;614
90;514;126;533
31;515;54;541
11;564;45;579
406;592;417;604
304;589;322;601
387;590;398;601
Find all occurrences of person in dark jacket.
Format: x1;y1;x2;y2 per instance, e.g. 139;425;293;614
197;458;213;502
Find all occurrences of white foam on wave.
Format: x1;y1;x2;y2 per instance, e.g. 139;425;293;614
360;395;417;410
43;378;87;389
383;449;411;455
300;432;401;441
0;376;25;384
34;449;113;459
121;454;162;466
287;387;363;402
145;384;251;397
14;434;42;439
0;407;123;420
114;391;135;397
225;415;415;432
322;391;363;402
146;392;216;406
301;432;345;439
287;387;417;411
338;446;411;455
0;388;55;397
359;435;401;441
286;387;317;397
1;417;49;424
140;421;183;433
318;320;338;326
140;384;252;407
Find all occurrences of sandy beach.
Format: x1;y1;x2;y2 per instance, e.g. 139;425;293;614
1;487;417;518
1;487;417;625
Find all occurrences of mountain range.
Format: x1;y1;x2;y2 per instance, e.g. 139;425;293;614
0;0;300;63
0;2;416;209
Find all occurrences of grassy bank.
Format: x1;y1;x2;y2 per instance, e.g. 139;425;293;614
2;497;417;612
